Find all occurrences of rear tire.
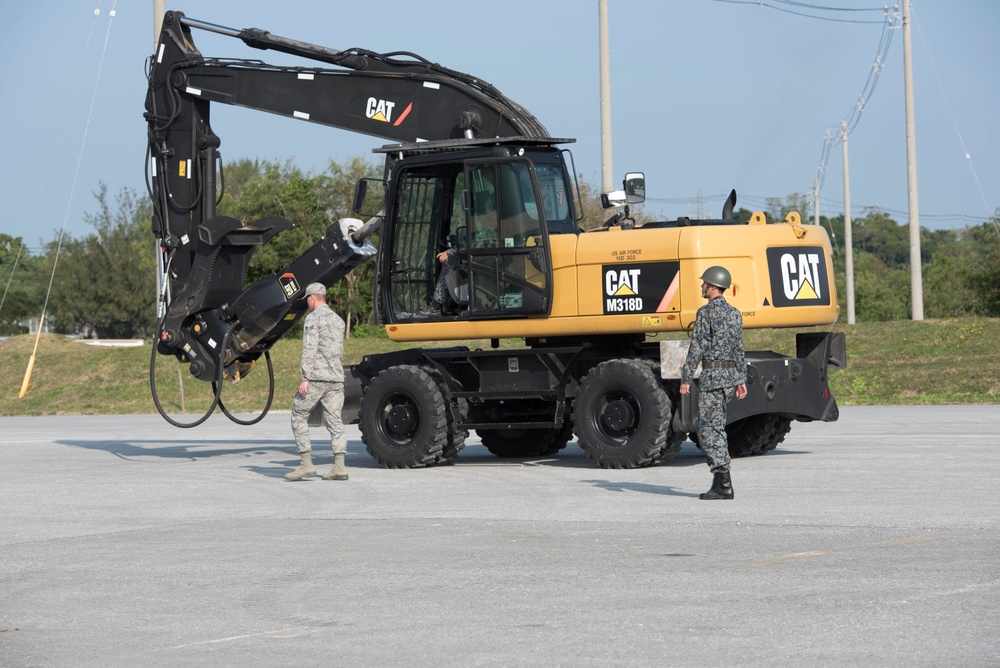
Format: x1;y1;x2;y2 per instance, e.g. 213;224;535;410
758;415;792;455
726;414;791;457
574;359;670;469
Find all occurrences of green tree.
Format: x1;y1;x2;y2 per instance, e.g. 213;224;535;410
0;235;45;335
852;209;911;267
216;155;381;333
852;251;910;321
924;218;1000;317
764;193;811;224
46;185;156;338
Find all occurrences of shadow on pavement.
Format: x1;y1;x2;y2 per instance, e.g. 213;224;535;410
58;438;298;462
581;479;701;498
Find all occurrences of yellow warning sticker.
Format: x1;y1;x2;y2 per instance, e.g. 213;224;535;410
642;316;661;327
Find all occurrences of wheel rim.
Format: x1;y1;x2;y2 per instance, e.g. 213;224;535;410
593;387;640;444
377;392;420;447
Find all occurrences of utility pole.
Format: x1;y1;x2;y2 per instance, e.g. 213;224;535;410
842;122;855;325
902;0;923;320
599;0;613;193
154;0;165;49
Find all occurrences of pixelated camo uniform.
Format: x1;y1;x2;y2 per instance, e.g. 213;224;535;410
291;303;347;455
431;248;459;306
681;295;747;473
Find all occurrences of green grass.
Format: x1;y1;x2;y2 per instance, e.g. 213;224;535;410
1;318;997;416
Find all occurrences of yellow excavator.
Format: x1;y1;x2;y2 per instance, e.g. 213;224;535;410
145;11;845;468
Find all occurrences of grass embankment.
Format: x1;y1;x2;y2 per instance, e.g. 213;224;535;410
0;318;997;416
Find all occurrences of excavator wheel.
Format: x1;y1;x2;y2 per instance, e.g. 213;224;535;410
657;413;687;461
478;417;574;459
756;415;792;455
359;365;448;468
725;414;792;458
437;395;469;465
573;359;671;469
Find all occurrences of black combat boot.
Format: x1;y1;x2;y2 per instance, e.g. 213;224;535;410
700;471;734;500
414;301;443;318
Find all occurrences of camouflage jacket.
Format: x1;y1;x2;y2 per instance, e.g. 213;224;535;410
681;295;747;391
300;303;345;383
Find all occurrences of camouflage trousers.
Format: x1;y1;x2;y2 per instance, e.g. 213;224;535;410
697;386;735;474
291;380;346;455
431;271;450;305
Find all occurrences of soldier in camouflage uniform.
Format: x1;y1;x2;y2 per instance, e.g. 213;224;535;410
680;266;747;500
285;282;349;482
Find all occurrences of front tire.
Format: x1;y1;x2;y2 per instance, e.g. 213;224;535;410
574;359;671;468
360;365;448;468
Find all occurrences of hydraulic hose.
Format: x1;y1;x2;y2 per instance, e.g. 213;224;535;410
148;316;225;428
214;349;276;426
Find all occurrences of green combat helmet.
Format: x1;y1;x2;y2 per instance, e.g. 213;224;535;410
700;265;732;291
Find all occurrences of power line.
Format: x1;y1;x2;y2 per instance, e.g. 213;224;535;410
771;0;885;11
813;4;899;197
40;2;119;327
913;11;998;238
708;0;888;24
2;5;108;325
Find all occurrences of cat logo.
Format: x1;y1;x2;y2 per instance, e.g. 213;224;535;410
606;268;640;296
601;262;679;315
366;97;413;127
766;247;830;307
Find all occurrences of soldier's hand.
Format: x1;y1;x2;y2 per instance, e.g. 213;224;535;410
680;383;690;396
298;380;309;397
735;383;747;400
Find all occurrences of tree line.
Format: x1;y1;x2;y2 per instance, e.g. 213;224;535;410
1;158;997;338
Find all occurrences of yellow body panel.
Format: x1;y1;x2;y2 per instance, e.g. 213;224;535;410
386;218;839;342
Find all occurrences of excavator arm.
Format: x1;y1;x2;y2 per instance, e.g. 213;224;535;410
144;11;550;394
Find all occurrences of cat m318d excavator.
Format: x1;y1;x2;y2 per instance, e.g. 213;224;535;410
145;11;845;468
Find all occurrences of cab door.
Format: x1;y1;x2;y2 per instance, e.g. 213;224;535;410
461;158;552;317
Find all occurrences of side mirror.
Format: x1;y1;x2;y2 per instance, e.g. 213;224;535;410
353;178;386;217
624;172;645;204
601;190;627;209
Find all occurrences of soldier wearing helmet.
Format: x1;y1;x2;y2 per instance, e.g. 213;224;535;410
680;266;748;500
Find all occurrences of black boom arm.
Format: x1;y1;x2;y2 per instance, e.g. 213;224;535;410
144;10;547;385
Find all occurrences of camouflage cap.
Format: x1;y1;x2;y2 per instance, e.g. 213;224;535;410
304;282;327;296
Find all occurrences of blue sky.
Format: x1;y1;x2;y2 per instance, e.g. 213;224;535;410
2;1;998;254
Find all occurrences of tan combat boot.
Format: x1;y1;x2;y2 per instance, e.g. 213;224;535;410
322;452;349;481
284;451;317;481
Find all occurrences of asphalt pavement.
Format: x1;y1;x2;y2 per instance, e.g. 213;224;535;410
1;406;998;667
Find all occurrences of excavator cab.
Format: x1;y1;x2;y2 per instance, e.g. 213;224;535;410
369;140;574;324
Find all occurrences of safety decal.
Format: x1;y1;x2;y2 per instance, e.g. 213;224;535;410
765;247;830;307
602;262;680;315
278;273;300;300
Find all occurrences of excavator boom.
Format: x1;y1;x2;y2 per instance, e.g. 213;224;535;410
145;11;556;389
